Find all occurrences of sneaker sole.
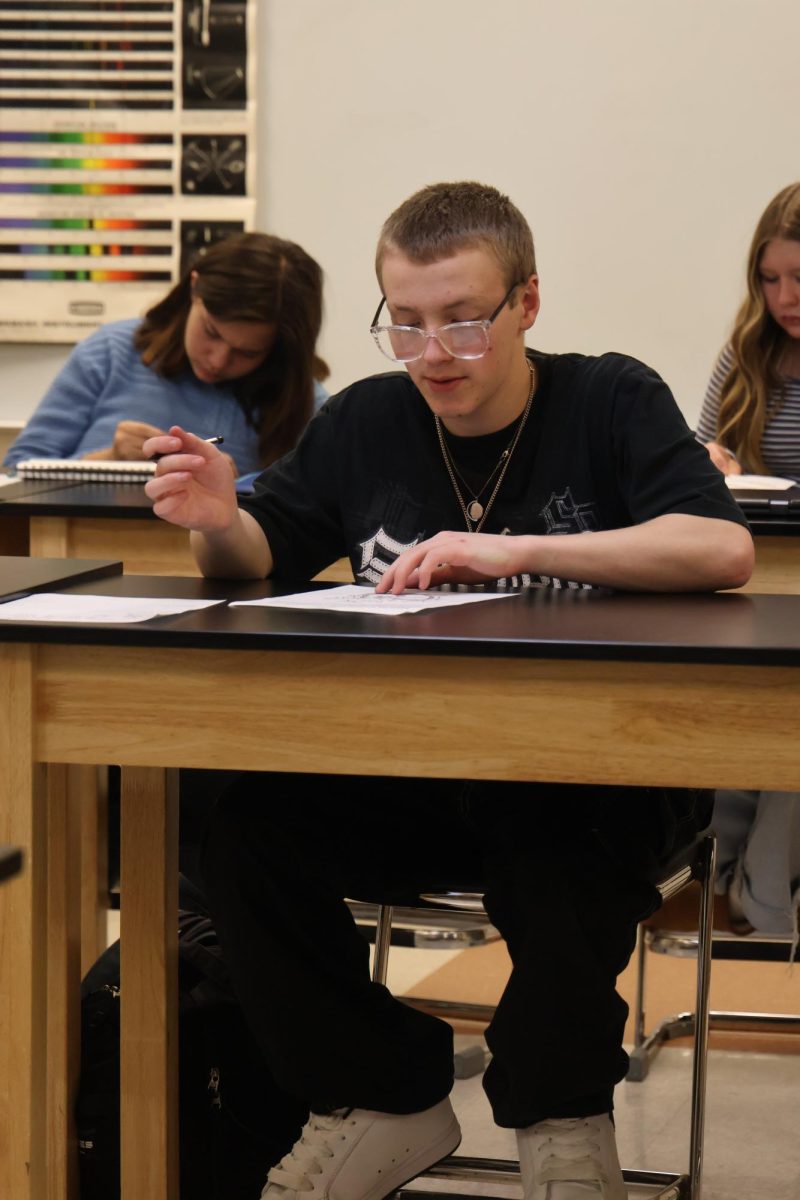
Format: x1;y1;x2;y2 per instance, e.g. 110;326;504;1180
365;1124;463;1200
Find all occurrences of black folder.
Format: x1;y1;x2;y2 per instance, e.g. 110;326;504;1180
732;485;800;517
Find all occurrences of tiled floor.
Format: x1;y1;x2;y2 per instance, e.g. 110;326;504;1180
398;1040;800;1198
104;921;800;1198
386;945;800;1199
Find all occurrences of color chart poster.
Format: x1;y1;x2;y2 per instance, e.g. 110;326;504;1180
0;0;257;343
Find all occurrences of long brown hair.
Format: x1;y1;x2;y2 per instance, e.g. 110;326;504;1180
135;232;328;466
716;183;800;473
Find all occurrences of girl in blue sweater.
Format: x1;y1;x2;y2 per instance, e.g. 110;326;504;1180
5;231;328;476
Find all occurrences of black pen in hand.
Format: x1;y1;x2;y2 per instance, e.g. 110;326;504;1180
149;434;224;463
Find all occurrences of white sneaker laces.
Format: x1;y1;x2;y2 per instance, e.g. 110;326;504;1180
262;1110;352;1195
535;1118;607;1187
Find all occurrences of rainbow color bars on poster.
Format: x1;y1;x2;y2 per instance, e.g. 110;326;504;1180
0;269;172;282
0;0;257;343
0;132;172;143
0;129;175;195
0;218;172;229
0;124;178;278
0;202;175;279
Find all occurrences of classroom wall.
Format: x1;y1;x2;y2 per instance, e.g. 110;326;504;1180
1;0;798;429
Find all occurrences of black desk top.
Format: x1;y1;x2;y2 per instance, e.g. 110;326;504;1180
0;478;87;503
728;485;800;535
744;516;800;536
3;476;800;536
1;572;799;667
0;555;123;598
0;479;153;518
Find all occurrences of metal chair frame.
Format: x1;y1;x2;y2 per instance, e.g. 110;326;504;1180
629;918;800;1083
370;834;717;1200
348;898;500;952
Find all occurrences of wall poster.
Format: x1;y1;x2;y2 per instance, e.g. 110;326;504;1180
0;0;257;343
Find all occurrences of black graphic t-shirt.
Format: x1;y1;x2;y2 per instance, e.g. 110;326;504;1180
240;350;749;587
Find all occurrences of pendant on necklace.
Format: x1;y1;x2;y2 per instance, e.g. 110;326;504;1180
468;500;484;522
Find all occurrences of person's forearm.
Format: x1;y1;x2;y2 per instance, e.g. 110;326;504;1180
81;446;114;461
512;514;754;592
190;509;273;579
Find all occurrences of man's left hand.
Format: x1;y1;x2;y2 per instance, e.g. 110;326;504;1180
376;530;530;594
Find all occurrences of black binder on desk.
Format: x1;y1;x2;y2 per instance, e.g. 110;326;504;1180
0;477;88;503
731;485;800;518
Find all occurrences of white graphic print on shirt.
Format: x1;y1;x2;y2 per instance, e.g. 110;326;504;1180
357;526;421;585
540;488;599;534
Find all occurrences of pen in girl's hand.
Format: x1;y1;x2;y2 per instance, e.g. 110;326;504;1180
150;435;224;463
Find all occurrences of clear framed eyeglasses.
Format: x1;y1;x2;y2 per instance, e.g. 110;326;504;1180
369;281;523;362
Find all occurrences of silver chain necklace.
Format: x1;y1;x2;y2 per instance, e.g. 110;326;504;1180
435;359;536;533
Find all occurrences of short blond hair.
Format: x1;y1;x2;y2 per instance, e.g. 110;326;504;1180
376;181;536;289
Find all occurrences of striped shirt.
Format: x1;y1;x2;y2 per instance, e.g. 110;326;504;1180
696;344;800;482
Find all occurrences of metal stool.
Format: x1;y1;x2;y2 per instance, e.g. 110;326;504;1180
349;897;499;954
629;908;800;1083
371;834;717;1200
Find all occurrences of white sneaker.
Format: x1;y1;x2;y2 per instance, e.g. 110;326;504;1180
516;1113;627;1199
261;1097;461;1198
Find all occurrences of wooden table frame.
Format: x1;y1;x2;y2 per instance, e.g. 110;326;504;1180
29;514;198;578
0;496;350;978
2;619;800;1200
4;519;796;593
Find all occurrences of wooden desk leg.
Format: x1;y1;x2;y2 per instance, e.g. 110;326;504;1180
0;644;48;1200
46;765;82;1200
78;767;108;979
28;516;71;560
120;767;179;1200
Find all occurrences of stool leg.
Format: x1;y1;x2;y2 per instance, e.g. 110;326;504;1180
633;923;648;1048
372;903;393;985
688;835;717;1200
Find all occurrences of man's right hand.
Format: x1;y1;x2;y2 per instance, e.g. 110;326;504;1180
144;425;238;532
144;426;272;578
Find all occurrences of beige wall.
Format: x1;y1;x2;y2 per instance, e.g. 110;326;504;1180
1;0;798;428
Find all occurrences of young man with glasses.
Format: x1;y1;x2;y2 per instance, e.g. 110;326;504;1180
146;182;752;1200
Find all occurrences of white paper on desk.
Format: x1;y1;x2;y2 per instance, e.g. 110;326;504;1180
0;593;223;624
726;474;796;490
231;583;517;616
0;473;19;488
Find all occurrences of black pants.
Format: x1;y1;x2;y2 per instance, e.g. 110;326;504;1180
200;776;711;1129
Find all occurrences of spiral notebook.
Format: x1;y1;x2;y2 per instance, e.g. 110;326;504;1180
14;458;156;483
